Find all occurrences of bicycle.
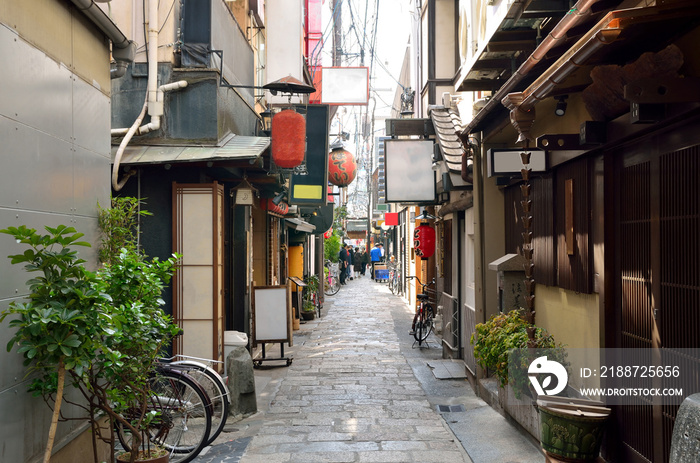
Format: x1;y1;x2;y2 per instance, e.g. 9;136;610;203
324;260;340;296
389;261;402;296
162;355;230;445
407;276;436;347
116;363;213;463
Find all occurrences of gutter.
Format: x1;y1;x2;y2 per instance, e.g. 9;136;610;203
459;0;604;141
69;0;136;78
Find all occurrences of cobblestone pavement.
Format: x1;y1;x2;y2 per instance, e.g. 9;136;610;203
193;274;542;463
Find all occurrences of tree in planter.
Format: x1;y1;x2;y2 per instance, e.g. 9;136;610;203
0;225;111;463
83;198;180;463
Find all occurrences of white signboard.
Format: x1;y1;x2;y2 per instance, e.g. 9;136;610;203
487;149;547;177
321;67;369;105
385;140;436;203
252;286;290;343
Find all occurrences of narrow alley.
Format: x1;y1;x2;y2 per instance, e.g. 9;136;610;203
193;276;542;463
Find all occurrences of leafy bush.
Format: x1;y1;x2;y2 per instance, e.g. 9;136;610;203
324;233;341;263
471;309;567;398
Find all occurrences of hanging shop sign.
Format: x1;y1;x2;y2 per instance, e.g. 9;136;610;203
414;222;436;259
384;139;436;204
289;104;329;206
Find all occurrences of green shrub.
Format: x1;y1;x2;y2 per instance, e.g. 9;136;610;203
471;309;567;397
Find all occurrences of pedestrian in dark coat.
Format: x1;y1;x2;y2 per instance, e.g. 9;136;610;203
339;245;348;285
353;247;363;278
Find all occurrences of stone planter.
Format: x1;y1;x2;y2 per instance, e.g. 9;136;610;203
116;449;169;463
301;310;315;320
498;384;540;439
537;397;611;462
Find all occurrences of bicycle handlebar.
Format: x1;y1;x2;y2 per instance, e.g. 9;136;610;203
406;276;436;289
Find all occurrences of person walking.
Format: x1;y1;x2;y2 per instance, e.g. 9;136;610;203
360;246;370;275
338;245;348;285
347;245;355;280
353;247;363;278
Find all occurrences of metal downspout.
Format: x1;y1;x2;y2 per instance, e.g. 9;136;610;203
69;0;136;78
459;0;605;141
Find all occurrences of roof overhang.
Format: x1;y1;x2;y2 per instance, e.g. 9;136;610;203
111;134;270;166
285;218;316;233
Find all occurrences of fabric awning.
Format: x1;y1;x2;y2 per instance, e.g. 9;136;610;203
112;134;270;165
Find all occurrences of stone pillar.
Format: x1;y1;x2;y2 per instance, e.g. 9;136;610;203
226;346;257;417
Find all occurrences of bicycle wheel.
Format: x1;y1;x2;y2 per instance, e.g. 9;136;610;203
118;370;212;463
324;276;340;296
414;304;434;344
171;361;229;445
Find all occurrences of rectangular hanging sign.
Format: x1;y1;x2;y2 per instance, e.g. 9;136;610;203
289;104;329;205
384;139;436;204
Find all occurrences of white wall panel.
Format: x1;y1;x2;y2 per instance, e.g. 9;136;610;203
72;76;111;156
0;25;73;140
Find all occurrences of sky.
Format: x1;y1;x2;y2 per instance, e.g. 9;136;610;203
318;0;414;219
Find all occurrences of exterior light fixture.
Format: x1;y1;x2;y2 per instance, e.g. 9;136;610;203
233;178;257;205
555;96;568;117
260;106;273;136
272;190;286;206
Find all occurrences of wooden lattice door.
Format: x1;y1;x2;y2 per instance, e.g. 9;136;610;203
615;145;700;463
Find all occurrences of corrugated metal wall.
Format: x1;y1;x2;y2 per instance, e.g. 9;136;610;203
0;4;111;461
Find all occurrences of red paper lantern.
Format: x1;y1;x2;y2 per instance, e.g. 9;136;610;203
323;228;333;239
413;222;435;259
328;148;357;187
271;109;306;168
261;197;289;216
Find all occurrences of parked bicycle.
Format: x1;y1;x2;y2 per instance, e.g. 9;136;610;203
388;261;402;296
324;260;340;296
161;355;230;445
407;276;436;346
116;363;213;463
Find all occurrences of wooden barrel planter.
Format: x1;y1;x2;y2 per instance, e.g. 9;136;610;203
537;397;611;462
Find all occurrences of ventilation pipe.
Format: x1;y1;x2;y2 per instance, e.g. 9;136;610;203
110;0;187;190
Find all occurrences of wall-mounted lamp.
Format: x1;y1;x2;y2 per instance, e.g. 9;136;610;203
555;95;568;117
272;190;287;206
260;107;272;136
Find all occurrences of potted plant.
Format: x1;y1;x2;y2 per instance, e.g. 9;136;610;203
92;198;180;463
301;274;320;320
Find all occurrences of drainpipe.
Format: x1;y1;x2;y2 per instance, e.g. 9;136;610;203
459;0;605;142
69;0;136;79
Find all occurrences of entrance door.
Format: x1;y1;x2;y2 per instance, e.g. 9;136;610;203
173;182;225;368
615;144;700;463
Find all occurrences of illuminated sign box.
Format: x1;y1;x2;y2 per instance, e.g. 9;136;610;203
384;140;435;204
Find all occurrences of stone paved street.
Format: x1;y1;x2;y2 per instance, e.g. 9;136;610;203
193;274;542;463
